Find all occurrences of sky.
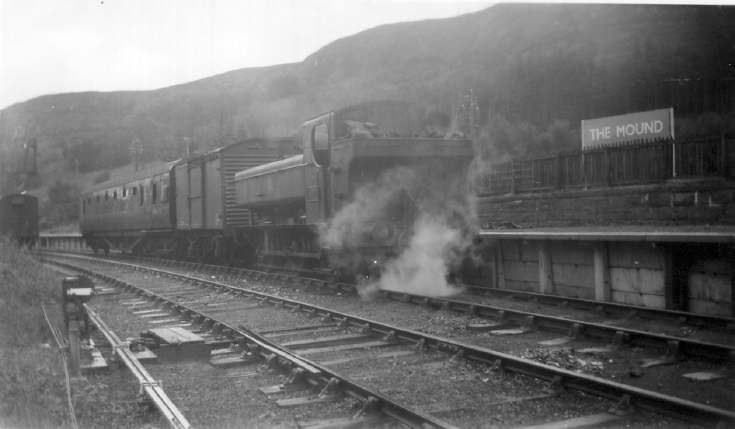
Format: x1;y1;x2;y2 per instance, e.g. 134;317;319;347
0;0;491;109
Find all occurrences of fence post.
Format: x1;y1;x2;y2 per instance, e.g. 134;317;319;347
510;161;517;194
555;153;563;190
604;147;612;186
672;139;677;178
721;133;728;177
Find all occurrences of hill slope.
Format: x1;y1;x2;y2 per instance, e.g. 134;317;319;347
1;3;734;197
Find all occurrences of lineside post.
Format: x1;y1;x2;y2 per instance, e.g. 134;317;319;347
68;321;81;377
61;276;94;378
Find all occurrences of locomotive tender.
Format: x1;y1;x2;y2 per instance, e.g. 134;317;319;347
0;193;39;246
80;101;474;276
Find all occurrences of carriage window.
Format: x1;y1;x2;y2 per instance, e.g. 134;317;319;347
132;186;137;195
113;190;118;199
122;187;127;198
151;183;158;204
161;184;168;203
139;184;144;205
312;123;329;166
105;191;109;200
313;124;328;150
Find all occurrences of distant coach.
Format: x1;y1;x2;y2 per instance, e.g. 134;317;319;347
0;193;39;247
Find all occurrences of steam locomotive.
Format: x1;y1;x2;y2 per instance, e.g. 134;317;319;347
80;101;474;278
0;193;39;247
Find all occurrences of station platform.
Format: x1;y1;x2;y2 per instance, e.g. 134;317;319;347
479;225;735;243
477;225;734;317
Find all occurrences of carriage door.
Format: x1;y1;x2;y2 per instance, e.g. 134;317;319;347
189;162;205;228
174;163;190;228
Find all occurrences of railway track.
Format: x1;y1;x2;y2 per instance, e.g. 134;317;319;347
46;251;735;355
84;304;192;429
45;263;191;429
43;251;735;427
47;258;480;428
74;252;735;366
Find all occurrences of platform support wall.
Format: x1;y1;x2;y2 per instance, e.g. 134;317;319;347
593;242;611;301
663;246;678;310
538;241;553;294
495;244;506;289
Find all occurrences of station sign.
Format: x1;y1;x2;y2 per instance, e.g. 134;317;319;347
581;108;674;149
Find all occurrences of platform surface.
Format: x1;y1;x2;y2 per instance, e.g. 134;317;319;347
479;225;735;243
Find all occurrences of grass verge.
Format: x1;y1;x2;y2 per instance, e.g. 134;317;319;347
0;241;159;428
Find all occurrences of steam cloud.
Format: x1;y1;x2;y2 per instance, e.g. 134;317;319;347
366;214;466;298
320;167;417;250
322;159;479;299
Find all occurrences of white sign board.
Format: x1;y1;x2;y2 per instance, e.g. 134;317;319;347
581;108;674;149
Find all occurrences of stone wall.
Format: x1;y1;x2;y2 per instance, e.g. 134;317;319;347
478;178;735;228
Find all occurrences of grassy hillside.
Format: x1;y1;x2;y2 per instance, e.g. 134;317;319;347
1;4;734;226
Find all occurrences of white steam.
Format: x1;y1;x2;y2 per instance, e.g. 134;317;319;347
320;167;417;250
369;214;466;297
323;160;478;299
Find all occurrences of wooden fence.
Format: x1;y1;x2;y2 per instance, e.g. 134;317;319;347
477;136;734;196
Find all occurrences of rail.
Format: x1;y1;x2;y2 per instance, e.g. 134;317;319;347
82;304;191;429
477;136;735;195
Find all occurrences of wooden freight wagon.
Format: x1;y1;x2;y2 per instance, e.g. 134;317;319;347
173;138;297;259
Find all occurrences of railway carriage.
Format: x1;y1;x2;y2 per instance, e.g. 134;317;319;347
0;193;39;246
80;161;177;255
79;138;296;257
172;138;296;259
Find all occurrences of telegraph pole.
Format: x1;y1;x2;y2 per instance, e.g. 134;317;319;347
130;138;143;171
17;137;39;190
24;138;38;175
